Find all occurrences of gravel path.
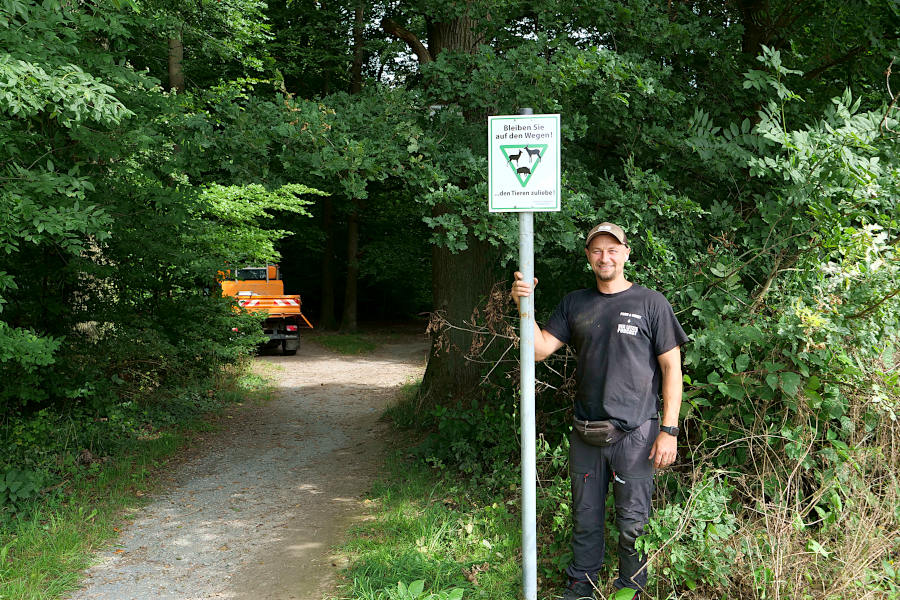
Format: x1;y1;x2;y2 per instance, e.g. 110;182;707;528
67;335;428;600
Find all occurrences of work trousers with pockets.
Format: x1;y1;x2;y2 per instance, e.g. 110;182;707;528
565;418;657;591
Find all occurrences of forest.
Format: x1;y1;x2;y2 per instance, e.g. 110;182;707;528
1;0;899;598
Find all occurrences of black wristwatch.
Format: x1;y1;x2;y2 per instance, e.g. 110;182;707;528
660;425;680;438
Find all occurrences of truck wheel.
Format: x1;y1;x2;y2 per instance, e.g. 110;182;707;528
282;340;298;356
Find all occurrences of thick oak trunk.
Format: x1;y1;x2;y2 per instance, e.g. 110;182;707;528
426;16;481;57
419;235;499;401
383;10;495;402
423;16;492;400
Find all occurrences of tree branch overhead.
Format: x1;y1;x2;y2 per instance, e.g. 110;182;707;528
381;17;432;64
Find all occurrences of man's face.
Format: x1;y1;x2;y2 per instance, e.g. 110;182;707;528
585;234;629;282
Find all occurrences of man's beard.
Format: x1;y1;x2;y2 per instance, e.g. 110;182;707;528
594;265;616;281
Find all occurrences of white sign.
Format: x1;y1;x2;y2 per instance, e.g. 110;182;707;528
488;114;561;212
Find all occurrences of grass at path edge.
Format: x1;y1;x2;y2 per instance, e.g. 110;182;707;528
327;383;529;600
0;368;273;600
329;453;525;600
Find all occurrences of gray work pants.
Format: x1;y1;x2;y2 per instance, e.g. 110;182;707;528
565;418;656;590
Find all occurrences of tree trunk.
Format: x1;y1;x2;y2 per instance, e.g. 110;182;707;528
419;235;499;401
350;2;365;94
337;4;367;330
167;35;185;92
736;0;771;55
339;204;359;332
426;16;481;58
384;10;496;402
319;195;338;330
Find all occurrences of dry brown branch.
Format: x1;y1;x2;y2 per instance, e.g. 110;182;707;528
881;58;900;137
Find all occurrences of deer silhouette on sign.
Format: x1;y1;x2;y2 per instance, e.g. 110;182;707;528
523;145;542;162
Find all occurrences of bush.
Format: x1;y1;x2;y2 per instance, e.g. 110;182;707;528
636;475;738;591
413;395;520;491
0;469;43;519
0;365;263;517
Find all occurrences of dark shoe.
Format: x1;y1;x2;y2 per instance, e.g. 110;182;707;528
561;579;595;600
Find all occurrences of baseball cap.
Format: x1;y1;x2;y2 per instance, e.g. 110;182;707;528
585;222;628;247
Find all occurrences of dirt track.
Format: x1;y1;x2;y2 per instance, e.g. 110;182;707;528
67;334;428;600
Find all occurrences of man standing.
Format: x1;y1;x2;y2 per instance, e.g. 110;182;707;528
511;223;689;599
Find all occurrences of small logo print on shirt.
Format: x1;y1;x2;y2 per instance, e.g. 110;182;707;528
617;323;638;336
619;312;643;320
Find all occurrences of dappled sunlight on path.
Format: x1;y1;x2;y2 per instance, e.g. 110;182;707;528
67;335;428;600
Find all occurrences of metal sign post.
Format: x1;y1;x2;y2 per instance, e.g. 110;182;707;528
519;227;537;600
517;106;537;600
487;107;559;600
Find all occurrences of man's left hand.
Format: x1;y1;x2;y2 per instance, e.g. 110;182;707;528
649;432;677;469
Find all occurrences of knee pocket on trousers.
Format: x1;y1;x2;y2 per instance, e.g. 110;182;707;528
571;470;596;511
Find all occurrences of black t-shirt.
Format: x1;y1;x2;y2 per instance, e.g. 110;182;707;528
543;284;690;431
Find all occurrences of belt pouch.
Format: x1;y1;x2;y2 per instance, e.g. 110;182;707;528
573;418;626;447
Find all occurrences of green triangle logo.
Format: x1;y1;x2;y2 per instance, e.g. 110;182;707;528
500;144;548;188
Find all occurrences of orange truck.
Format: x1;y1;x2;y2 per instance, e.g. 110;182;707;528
221;265;313;355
